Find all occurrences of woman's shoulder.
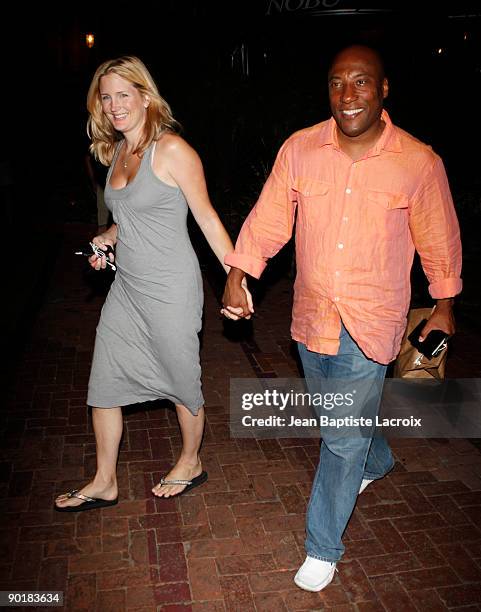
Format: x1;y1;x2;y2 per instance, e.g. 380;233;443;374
154;132;198;163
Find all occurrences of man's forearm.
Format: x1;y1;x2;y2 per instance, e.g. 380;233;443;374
227;267;246;285
436;297;454;310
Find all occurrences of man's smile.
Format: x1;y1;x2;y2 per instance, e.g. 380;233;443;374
340;108;364;118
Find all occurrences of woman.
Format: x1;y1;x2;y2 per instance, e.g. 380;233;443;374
55;56;251;511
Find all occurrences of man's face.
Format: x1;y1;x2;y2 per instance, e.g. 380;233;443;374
328;47;388;140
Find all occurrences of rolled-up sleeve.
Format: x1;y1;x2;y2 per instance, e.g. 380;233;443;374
224;141;297;279
408;156;462;299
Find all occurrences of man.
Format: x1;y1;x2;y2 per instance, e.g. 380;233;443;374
222;45;462;591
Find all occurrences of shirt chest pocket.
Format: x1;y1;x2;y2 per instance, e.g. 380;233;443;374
296;178;331;200
367;190;409;237
368;190;408;210
296;178;332;224
295;179;332;233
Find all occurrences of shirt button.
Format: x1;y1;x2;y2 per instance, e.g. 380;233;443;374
334;296;340;302
335;270;340;276
337;243;344;249
345;188;352;194
343;216;349;222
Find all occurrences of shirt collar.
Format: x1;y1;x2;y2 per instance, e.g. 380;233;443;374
320;109;402;154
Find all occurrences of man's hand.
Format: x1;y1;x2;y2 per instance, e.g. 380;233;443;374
419;298;455;341
221;267;254;320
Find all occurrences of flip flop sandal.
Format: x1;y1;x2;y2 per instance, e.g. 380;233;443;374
154;470;208;497
54;489;118;512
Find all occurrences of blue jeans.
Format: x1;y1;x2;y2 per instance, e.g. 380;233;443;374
297;322;394;562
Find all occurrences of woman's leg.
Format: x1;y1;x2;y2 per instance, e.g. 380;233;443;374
152;404;205;497
55;407;122;508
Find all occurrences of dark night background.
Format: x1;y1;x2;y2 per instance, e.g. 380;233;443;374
2;1;481;357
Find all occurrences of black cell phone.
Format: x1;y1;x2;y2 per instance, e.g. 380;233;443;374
74;244;114;257
74;243;116;271
407;319;449;359
93;244;114;257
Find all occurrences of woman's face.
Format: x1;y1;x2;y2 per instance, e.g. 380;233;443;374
99;72;148;135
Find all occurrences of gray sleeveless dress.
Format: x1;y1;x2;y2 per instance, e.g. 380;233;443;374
87;140;204;414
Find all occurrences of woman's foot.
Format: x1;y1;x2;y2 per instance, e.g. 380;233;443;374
152;458;203;498
54;480;118;510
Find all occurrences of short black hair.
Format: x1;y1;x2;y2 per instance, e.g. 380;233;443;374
328;43;386;81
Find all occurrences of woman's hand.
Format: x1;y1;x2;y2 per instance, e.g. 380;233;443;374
89;234;116;271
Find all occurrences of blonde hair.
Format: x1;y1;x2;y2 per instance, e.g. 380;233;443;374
86;55;180;165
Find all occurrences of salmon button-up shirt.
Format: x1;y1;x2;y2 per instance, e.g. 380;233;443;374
225;111;462;364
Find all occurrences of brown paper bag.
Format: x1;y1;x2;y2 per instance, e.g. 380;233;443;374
393;308;447;380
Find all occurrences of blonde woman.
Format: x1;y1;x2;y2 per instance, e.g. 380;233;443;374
55;56;252;511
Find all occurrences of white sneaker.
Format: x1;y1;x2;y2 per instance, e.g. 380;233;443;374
359;478;373;494
294;556;337;592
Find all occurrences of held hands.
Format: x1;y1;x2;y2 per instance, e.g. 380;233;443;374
89;234;116;271
221;268;255;320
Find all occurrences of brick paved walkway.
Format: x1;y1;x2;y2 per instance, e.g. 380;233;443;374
2;223;481;611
